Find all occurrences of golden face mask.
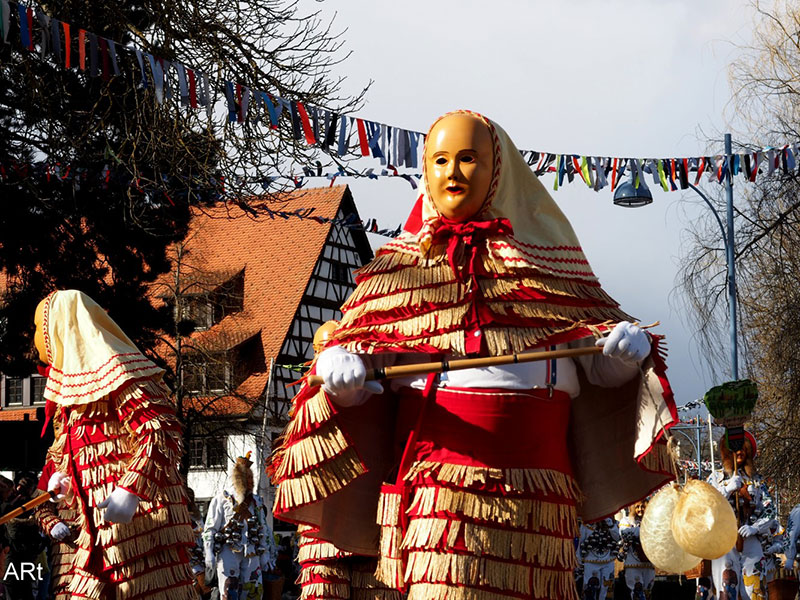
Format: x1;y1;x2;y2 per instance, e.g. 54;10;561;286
33;298;48;364
425;113;494;222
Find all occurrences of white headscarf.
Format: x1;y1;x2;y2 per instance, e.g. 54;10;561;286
41;290;163;406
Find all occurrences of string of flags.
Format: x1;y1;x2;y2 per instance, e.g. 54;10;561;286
256;204;403;237
676;399;705;413
678;459;720;474
0;158;405;236
4;0;800;196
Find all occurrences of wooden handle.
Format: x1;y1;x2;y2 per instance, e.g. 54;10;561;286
306;345;603;388
0;490;57;525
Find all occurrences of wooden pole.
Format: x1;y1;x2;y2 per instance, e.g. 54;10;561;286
0;490;58;526
307;346;604;388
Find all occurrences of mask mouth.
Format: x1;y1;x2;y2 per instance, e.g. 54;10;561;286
446;185;465;195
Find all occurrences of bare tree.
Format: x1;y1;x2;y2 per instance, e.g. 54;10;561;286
0;0;368;372
150;234;271;476
680;0;800;504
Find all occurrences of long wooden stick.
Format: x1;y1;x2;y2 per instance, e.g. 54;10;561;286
306;346;603;388
0;490;57;525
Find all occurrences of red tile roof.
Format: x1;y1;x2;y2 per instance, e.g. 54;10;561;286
0;407;38;421
154;185;359;416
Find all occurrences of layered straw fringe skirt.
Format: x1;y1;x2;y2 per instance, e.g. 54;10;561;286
297;525;402;600
376;386;581;600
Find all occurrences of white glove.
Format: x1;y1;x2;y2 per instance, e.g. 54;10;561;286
315;346;383;406
738;524;757;537
724;475;744;494
50;522;70;540
47;471;70;500
98;487;140;523
595;321;650;363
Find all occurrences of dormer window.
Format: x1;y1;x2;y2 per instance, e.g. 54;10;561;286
181;296;214;330
183;355;229;394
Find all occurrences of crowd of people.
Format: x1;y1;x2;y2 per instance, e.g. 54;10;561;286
0;469;299;600
574;430;800;600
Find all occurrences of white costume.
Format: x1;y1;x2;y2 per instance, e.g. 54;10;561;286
203;456;277;600
577;519;620;600
708;469;775;600
618;512;654;599
784;504;800;570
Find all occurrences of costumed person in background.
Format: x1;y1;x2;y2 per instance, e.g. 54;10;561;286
618;499;655;600
30;289;198;600
292;320;402;600
576;517;619;600
271;110;677;600
203;452;277;600
759;519;783;593
708;431;775;600
784;504;800;570
186;488;212;599
1;473;46;600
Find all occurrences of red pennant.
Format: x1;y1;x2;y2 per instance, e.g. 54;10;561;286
78;29;86;70
356;119;370;156
295;102;316;145
187;68;198;108
62;23;71;68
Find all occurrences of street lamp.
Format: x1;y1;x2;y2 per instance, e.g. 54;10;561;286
613;179;653;207
612;134;738;380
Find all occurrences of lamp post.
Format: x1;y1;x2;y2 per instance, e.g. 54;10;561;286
613;133;738;380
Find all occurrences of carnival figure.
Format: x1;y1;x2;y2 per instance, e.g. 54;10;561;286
271;110;678;600
759;519;783;590
577;518;619;600
618;500;655;599
784;504;800;570
202;452;277;600
292;321;402;600
30;289;197;600
708;431;775;600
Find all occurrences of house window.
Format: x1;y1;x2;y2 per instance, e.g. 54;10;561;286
330;262;349;283
183;362;205;394
189;436;227;468
5;377;23;406
180;297;214;330
32;377;47;405
182;357;228;394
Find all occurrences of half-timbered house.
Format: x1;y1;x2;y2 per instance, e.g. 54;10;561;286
151;184;372;512
0;185;373;516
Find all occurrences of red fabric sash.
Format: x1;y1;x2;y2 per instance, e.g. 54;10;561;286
397;386;573;475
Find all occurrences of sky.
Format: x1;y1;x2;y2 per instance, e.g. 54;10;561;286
301;0;766;411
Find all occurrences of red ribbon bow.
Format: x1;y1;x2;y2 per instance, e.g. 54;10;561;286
432;217;513;283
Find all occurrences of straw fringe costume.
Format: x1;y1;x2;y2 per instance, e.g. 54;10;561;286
33;290;197;600
271;111;677;600
296;524;402;600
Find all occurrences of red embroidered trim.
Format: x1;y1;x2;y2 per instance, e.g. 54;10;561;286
46;364;160;399
47;358;155;388
493;255;598;277
42;291;55;365
505;237;584;253
491;242;592;267
47;352;143;378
